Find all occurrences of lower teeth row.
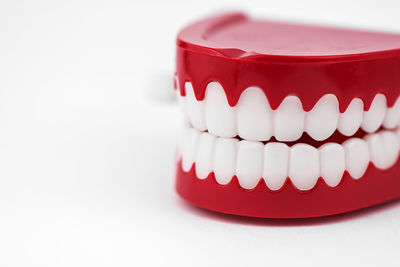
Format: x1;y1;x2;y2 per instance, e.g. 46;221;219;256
179;125;400;191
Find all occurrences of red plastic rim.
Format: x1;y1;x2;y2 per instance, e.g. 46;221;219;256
176;158;400;218
176;13;400;111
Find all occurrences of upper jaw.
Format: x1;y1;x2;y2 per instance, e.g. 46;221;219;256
176;13;400;143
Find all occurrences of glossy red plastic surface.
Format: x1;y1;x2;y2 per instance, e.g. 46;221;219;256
176;160;400;218
174;13;400;218
176;13;400;111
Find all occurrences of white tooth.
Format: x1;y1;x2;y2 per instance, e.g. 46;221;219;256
343;138;370;179
288;144;319;191
181;127;200;172
195;132;216;179
319;143;345;187
337;98;364;136
380;131;400;167
237;87;273;141
185;82;206;131
383;97;400;129
176;124;185;159
177;92;189;125
236;140;264;189
263;143;289;190
178;125;189;158
204;82;236;137
366;131;400;170
365;133;388;169
213;138;238;185
274;96;305;141
305;94;339;141
361;94;387;133
396;128;400;143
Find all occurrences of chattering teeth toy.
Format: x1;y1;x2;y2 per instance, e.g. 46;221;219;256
174;13;400;218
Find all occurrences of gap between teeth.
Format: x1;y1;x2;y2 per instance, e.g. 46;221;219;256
178;124;400;191
177;80;400;142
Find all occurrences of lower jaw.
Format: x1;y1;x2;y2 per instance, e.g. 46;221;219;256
175;159;400;218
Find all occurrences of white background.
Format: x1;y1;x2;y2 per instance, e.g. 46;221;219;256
0;0;400;266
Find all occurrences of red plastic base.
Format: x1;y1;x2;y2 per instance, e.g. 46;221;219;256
175;159;400;218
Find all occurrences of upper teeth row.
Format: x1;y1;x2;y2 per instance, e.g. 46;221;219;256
177;81;400;142
179;126;400;191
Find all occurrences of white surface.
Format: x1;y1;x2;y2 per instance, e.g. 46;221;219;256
0;0;400;266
